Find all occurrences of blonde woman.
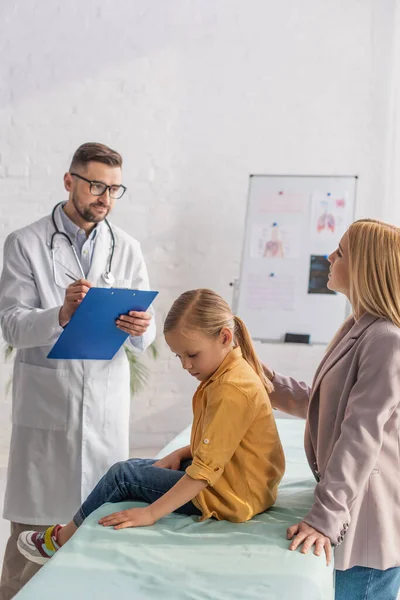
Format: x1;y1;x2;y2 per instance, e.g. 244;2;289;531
263;219;400;600
18;289;285;564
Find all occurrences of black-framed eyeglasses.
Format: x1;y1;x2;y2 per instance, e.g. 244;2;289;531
70;172;127;200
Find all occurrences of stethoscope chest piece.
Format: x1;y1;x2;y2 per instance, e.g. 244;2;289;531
103;271;115;286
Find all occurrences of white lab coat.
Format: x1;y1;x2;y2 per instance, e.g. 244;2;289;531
0;204;156;525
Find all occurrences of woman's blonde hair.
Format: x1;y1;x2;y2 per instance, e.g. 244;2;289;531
348;219;400;326
164;289;273;393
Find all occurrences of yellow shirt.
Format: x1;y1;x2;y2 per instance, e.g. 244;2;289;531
186;347;285;523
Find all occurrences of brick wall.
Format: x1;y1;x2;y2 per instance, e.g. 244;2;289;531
0;0;397;452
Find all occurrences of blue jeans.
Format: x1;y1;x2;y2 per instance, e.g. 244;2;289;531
73;458;201;527
335;566;400;600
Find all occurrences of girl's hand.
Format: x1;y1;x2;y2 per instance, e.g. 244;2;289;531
99;507;155;530
286;521;332;566
153;449;183;470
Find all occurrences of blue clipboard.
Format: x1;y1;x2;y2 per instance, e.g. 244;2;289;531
47;288;158;360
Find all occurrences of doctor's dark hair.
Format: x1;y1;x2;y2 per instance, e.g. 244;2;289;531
164;289;273;394
69;143;123;171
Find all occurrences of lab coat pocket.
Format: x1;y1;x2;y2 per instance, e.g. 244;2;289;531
13;362;69;430
114;279;132;289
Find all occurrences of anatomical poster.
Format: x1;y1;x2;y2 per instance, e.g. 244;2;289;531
250;221;302;260
310;193;348;244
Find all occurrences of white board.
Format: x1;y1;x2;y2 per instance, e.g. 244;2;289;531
235;175;357;344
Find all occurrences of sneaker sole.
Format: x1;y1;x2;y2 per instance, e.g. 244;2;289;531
17;538;50;566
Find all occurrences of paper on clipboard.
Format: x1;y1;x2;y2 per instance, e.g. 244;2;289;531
47;288;158;360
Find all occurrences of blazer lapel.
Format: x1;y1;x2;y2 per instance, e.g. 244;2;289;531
310;312;381;400
311;317;354;389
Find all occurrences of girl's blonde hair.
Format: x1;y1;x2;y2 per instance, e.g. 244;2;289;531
164;289;273;394
348;219;400;326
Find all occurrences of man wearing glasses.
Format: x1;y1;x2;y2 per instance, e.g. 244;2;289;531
0;143;156;599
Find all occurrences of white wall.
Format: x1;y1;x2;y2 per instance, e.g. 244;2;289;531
385;0;400;224
0;0;398;453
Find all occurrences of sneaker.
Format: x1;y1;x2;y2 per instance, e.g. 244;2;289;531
17;525;62;565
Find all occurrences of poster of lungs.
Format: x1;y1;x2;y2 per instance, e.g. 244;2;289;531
310;193;348;248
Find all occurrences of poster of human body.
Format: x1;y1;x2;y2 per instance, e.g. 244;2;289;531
250;221;302;260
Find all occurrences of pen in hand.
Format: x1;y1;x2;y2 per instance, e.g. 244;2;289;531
65;273;78;282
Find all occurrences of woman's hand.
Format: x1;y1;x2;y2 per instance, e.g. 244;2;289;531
286;521;332;566
262;362;274;382
99;507;155;530
153;449;185;470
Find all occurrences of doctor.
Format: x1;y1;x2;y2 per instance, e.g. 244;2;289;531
0;142;156;600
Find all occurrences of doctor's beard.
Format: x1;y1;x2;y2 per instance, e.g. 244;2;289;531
72;193;111;223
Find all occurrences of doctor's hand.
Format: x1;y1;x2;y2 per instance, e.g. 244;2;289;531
287;521;332;566
59;279;92;327
116;310;152;337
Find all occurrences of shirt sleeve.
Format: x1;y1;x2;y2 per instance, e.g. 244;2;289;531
0;233;63;349
186;382;256;486
303;330;400;544
125;241;156;353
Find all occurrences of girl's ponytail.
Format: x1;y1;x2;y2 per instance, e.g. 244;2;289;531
234;316;274;394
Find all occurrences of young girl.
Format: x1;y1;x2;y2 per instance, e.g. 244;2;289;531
18;289;285;565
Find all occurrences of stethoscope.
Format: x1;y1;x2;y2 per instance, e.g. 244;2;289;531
50;202;116;288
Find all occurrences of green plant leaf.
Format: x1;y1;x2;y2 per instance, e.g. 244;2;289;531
124;342;158;396
149;342;159;360
6;377;12;395
125;348;148;395
2;343;158;397
4;344;15;361
3;344;15;394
